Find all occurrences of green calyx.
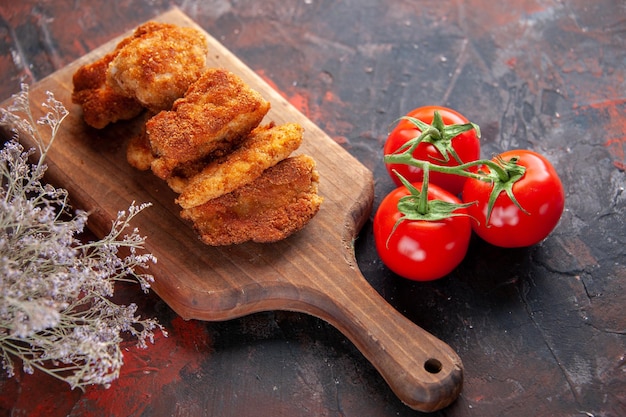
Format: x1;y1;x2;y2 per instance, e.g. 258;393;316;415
395;110;481;164
386;169;475;248
480;156;529;226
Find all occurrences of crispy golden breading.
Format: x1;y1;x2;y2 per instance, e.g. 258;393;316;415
72;21;195;129
180;155;322;245
147;68;271;180
174;122;304;209
72;52;144;129
126;129;154;171
106;22;208;112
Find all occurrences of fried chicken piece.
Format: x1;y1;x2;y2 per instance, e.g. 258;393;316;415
126;129;154;171
147;68;271;180
106;22;209;112
174;122;304;209
72;21;194;129
126;119;209;176
180;155;322;245
72;51;144;129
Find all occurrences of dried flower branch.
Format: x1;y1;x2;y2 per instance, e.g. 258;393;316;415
0;84;164;390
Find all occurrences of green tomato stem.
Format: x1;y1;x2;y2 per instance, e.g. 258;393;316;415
384;111;531;227
391;170;475;228
419;164;430;215
384;151;511;183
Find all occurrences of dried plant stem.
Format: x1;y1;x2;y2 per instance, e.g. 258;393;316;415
0;84;164;390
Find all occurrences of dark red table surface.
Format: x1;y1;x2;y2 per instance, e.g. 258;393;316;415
1;1;625;416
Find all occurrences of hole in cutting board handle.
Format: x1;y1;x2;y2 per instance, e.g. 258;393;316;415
424;358;443;374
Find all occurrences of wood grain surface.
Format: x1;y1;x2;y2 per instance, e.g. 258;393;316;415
6;8;463;412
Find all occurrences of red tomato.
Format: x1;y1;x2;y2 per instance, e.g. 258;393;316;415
384;106;480;195
373;182;472;281
462;150;565;248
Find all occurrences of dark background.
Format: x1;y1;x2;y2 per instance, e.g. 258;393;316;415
0;1;625;416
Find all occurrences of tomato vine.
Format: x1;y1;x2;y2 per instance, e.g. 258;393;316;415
375;106;566;280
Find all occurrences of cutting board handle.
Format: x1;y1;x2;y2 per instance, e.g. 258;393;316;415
296;264;463;412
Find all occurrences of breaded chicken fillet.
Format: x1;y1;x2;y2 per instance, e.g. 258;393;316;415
174;122;303;209
180;155;322;245
72;21;206;128
146;68;271;180
72;51;144;129
106;22;208;112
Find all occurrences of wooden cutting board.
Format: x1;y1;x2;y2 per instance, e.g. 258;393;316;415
5;8;462;412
